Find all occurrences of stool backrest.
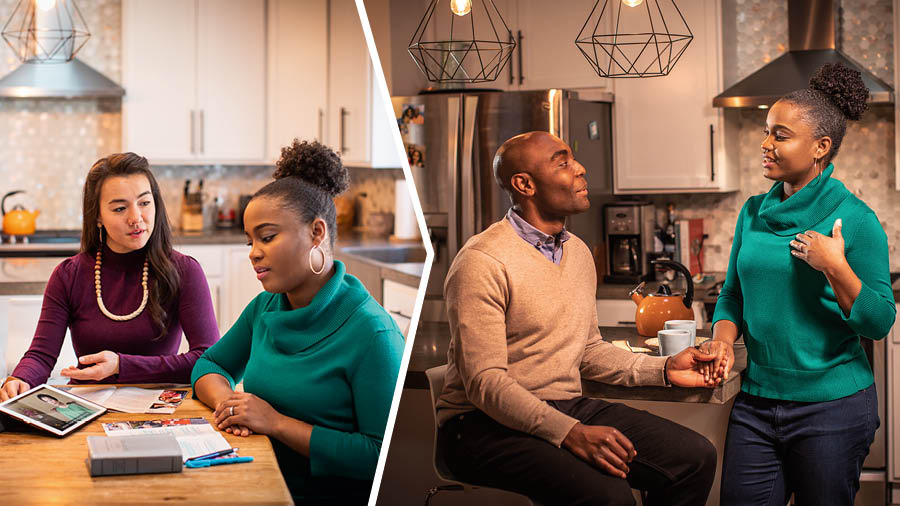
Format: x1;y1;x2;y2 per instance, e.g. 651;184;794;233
424;364;455;481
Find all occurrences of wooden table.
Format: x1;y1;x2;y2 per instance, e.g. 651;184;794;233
0;386;292;505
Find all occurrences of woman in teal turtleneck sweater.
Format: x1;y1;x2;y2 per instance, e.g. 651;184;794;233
704;64;896;505
191;140;404;505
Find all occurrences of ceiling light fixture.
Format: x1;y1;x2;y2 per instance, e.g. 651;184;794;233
576;0;693;78
1;0;90;64
408;0;515;84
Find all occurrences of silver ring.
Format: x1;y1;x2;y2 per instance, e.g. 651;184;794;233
229;406;234;417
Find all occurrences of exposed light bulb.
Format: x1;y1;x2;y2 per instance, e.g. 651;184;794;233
622;0;644;7
36;0;56;12
450;0;472;16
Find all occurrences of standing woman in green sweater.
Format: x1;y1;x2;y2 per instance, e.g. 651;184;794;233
191;140;404;505
704;63;896;505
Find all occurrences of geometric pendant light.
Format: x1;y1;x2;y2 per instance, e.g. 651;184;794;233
576;0;692;78
2;0;90;64
408;0;516;84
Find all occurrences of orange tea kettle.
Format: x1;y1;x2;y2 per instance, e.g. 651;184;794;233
2;190;40;236
630;259;694;337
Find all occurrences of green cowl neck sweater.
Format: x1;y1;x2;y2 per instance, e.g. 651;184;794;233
713;164;896;402
191;260;404;502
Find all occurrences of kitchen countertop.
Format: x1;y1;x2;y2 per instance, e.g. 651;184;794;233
405;321;746;404
0;230;424;295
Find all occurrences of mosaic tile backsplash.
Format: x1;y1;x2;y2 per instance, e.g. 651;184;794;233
645;0;899;272
0;0;401;233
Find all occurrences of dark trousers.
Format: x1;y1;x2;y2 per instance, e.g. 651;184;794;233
720;384;879;506
438;397;717;506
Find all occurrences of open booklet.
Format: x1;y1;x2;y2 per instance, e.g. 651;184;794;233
60;386;188;414
102;417;231;462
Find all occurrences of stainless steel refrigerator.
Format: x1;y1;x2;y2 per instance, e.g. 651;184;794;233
392;89;614;322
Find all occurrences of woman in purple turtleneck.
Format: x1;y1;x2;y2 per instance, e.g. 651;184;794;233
0;153;219;400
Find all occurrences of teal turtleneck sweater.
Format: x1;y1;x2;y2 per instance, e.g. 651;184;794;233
713;164;896;402
191;260;403;501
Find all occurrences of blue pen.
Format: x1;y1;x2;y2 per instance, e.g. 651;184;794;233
186;448;237;462
185;456;254;468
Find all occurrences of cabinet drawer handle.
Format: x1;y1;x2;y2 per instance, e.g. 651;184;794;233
199;110;205;154
508;30;514;86
389;309;411;319
709;123;715;182
517;30;524;85
190;110;196;155
340;107;349;154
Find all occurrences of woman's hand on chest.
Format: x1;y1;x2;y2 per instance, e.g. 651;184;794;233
790;219;847;273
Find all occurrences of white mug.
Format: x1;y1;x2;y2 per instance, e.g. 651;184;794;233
658;329;693;356
664;320;697;345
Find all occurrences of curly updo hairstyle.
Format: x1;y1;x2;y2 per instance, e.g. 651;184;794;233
779;62;870;165
252;139;350;249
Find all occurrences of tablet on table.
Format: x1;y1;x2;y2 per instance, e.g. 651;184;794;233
0;384;107;436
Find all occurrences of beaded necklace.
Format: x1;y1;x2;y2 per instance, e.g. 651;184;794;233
95;248;149;321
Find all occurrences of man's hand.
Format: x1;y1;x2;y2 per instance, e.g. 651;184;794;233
666;347;719;388
561;422;636;479
60;351;120;381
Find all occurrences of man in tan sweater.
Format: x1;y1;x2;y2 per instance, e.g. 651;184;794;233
437;132;719;505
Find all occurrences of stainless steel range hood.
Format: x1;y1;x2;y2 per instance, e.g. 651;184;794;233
0;58;124;98
713;0;892;108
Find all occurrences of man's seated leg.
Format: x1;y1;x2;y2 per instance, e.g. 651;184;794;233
560;397;717;506
438;409;637;506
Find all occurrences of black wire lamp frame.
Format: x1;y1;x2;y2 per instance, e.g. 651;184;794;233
576;0;693;78
1;0;91;63
408;0;516;84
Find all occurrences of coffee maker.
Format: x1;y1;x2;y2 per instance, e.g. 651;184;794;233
604;202;655;284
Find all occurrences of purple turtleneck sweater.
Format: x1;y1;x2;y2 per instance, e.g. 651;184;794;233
11;245;220;386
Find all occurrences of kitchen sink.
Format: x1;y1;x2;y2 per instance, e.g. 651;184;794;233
340;245;427;264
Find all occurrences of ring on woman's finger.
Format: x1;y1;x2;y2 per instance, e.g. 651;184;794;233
229;406;234;417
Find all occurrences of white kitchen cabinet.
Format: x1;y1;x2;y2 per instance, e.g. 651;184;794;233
177;245;224;338
267;0;329;161
122;0;266;164
382;279;417;337
596;299;638;327
328;0;403;168
888;304;900;482
224;245;264;332
612;0;738;193
500;0;610;91
0;295;76;383
178;244;261;337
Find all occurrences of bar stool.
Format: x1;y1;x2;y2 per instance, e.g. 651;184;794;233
424;364;538;506
424;365;647;506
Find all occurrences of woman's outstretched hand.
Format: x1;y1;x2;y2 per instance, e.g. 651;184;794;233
60;351;120;381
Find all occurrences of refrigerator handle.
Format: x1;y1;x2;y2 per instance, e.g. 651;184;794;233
460;95;479;246
446;96;462;260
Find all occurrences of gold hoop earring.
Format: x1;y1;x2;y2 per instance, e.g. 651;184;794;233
308;243;326;275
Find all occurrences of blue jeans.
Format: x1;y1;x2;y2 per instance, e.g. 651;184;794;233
720;384;879;506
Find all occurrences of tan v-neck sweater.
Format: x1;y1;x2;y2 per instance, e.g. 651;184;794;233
437;220;668;446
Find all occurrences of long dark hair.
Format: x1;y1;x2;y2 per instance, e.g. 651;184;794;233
81;153;180;339
253;139;350;250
